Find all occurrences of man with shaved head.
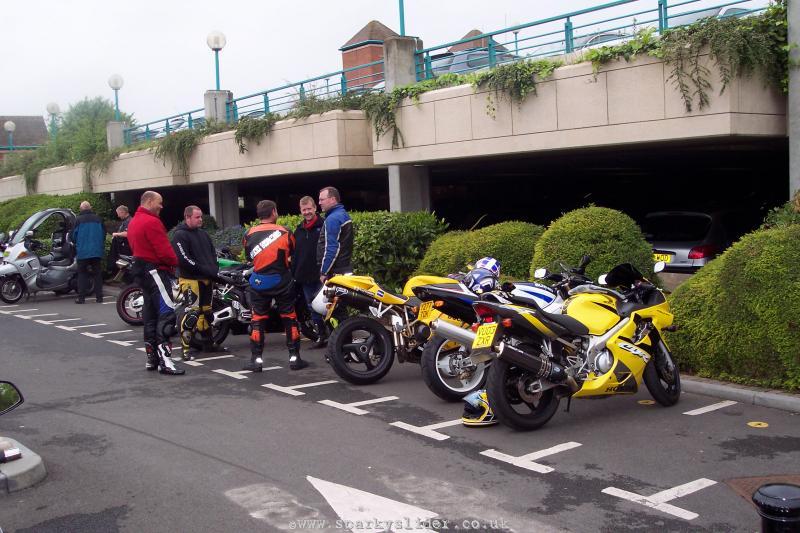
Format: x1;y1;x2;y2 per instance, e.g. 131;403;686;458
71;199;106;304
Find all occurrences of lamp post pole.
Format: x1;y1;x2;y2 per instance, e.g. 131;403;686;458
214;49;221;91
207;31;227;91
46;103;60;140
108;75;124;121
399;0;406;36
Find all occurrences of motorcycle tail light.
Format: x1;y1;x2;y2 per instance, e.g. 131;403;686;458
501;318;513;328
688;244;716;259
433;300;444;308
473;303;496;321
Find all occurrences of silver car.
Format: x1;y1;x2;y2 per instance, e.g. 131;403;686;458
643;211;727;272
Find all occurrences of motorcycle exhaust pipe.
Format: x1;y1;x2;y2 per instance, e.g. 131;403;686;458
324;287;376;312
430;319;476;347
496;341;577;391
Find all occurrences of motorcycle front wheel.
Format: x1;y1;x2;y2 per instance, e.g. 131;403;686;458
643;338;681;406
0;276;26;304
326;316;394;385
421;335;488;402
116;284;143;326
486;359;560;431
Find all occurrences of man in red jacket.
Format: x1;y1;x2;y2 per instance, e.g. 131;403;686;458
127;190;184;375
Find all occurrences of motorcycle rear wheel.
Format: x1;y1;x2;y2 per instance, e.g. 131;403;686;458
421;335;487;402
486;359;560;431
643;339;681;406
188;297;231;349
0;276;25;304
326;316;394;385
116;284;143;326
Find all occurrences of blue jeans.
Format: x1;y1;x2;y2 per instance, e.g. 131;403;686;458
299;281;324;326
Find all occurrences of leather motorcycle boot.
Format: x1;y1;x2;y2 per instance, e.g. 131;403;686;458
242;353;263;373
288;343;308;371
145;342;158;371
311;323;329;350
157;342;185;375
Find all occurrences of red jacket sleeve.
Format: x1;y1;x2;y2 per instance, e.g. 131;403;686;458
147;220;178;267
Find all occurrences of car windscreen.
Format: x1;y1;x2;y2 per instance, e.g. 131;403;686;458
644;214;712;242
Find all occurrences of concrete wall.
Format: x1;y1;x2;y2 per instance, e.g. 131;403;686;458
92;148;180;193
36;164;84;195
0;175;26;202
373;54;787;165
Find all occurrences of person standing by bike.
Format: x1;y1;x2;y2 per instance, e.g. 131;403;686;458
71;200;106;304
243;200;308;372
172;205;222;361
292;196;326;348
317;186;353;329
107;205;132;275
127;190;184;376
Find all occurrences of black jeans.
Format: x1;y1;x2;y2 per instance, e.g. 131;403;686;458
77;258;104;300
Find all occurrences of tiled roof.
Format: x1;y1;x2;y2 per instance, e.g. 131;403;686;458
341;20;398;50
0;116;48;147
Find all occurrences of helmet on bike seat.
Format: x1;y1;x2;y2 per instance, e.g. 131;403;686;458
475;257;501;277
464;268;499;295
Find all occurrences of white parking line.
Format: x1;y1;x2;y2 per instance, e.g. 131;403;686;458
318;396;399;415
108;339;138;347
55;323;106;331
101;301;117;304
36;317;81;325
82;329;133;339
15;313;58;319
262;380;338;396
480;442;582;474
193;355;235;362
683;400;738;416
0;308;38;315
212;367;281;379
390;419;462;441
602;478;717;521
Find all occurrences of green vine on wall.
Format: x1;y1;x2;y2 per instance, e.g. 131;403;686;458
153;122;229;177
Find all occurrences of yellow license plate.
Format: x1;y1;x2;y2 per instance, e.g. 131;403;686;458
472;323;498;350
417;301;434;322
653;253;672;263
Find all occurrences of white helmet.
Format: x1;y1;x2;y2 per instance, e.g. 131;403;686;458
311;287;330;315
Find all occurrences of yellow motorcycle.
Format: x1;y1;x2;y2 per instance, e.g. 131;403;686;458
470;262;680;431
317;274;467;385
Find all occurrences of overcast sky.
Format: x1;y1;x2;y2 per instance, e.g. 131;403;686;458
3;0;756;124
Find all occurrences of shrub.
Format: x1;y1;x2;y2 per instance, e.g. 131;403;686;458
762;191;800;229
0;192;113;234
416;221;544;279
531;207;654;281
668;225;800;390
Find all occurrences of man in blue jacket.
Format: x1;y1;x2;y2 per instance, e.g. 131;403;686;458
71;201;106;304
316;186;353;283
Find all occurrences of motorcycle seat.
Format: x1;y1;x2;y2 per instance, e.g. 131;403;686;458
38;254;53;267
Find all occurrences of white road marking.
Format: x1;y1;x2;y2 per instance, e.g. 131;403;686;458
182;361;204;367
55;323;106;331
0;308;38;315
212;367;281;379
683;400;738;416
602;478;717;521
307;476;438;533
226;483;325;528
36;317;81;325
318;396;399;415
480;442;582;474
193;354;235;362
101;301;116;304
15;313;58;319
390;419;462;441
136;347;146;352
262;380;338;396
107;339;138;347
82;329;133;339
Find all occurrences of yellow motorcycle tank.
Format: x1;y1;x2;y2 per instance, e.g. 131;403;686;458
327;275;407;305
564;293;620;335
401;275;457;297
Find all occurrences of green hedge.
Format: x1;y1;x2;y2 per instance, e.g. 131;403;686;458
246;210;447;290
668;225;800;390
415;221;544;279
531;207;655;281
0;193;113;234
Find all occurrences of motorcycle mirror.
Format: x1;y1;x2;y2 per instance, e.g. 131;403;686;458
501;281;516;292
598;274;608;285
533;268;548;279
653;261;666;274
0;381;24;416
578;254;591;271
25;230;34;238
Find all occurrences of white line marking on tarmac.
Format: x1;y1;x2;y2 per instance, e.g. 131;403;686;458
15;313;58;319
36;317;81;325
480;442;582;474
182;361;204;367
101;301;116;304
262;380;338;396
390;419;462;441
108;339;138;347
602;478;717;521
193;354;235;362
82;329;133;339
683;400;738;416
136;347;146;352
318;396;399;415
212;367;281;379
0;308;38;315
55;323;106;331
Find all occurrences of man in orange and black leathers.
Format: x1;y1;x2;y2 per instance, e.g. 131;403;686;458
242;200;308;372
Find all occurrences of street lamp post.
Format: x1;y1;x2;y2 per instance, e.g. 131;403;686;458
398;0;406;36
4;121;15;151
46;102;60;139
206;31;227;91
108;74;124;121
510;18;521;56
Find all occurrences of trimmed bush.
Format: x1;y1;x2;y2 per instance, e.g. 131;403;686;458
531;207;654;281
668;225;800;390
416;221;544;279
0;192;113;234
762;191;800;229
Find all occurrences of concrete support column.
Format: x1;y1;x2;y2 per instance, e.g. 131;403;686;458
204;90;234;124
383;36;431;212
789;0;800;198
208;182;240;228
106;121;126;149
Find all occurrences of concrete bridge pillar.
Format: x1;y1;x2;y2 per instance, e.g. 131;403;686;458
789;0;800;198
204;90;234;124
208;182;240;228
383;36;431;212
106;121;126;149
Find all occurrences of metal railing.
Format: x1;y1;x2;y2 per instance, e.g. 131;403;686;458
414;0;766;80
123;107;205;146
0;146;41;151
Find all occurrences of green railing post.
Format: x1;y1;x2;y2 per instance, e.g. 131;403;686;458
188;113;194;129
398;0;405;36
263;93;270;115
658;0;669;32
233;102;239;122
488;39;497;67
564;18;574;53
299;83;306;102
225;101;230;123
424;52;433;80
340;73;348;95
165;119;171;135
145;125;151;141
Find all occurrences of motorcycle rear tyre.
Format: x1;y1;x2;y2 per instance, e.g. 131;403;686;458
326;316;394;385
421;335;487;402
188;297;230;349
116;284;143;326
486;359;560;431
643;340;681;406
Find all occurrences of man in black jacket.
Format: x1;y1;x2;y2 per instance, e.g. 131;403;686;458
293;196;326;348
171;205;221;360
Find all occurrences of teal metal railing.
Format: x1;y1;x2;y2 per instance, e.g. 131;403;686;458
414;0;766;80
0;146;41;151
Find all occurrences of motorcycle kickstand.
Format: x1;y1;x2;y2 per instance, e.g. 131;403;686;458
564;396;572;413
